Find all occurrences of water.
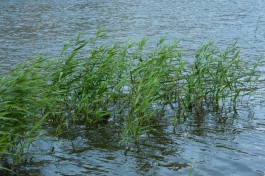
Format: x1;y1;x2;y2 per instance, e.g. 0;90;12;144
1;0;265;175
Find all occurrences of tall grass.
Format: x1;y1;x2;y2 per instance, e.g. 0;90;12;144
0;59;47;172
0;30;261;172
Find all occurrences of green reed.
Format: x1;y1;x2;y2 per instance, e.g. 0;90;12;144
183;42;260;114
0;59;47;172
0;30;261;172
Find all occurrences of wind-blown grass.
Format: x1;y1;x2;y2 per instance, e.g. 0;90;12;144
0;30;261;173
0;60;47;172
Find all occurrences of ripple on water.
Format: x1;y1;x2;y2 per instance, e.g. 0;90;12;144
1;0;265;175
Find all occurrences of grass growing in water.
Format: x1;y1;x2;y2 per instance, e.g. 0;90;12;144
0;30;261;173
0;59;48;172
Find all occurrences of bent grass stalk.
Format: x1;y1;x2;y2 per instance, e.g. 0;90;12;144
0;30;262;173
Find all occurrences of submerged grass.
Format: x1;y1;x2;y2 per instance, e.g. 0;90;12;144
0;30;262;173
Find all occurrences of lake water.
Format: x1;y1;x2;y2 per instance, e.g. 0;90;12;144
1;0;265;175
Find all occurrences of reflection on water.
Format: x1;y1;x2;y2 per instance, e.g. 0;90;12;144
26;107;265;176
1;0;265;175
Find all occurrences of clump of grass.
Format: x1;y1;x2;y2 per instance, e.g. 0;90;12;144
0;59;47;172
0;30;261;173
183;42;259;115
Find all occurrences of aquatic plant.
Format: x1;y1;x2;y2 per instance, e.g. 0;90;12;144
0;59;47;172
0;30;261;173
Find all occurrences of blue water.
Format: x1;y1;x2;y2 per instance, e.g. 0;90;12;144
1;0;265;175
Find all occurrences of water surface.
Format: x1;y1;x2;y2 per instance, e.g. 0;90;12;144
1;0;265;175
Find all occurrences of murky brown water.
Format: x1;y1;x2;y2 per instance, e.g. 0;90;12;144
1;0;265;175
